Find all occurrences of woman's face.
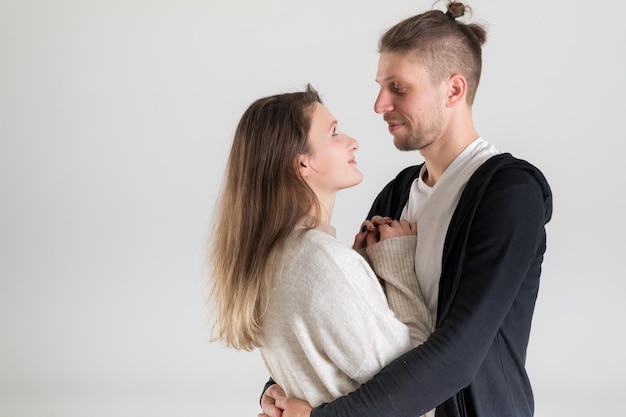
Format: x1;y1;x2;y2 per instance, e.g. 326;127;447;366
299;103;362;198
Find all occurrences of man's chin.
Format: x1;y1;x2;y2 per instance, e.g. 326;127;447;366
393;137;417;152
393;134;430;152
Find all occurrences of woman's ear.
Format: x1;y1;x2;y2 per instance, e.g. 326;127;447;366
298;154;310;177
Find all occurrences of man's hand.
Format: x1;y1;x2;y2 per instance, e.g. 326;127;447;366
259;384;285;417
259;384;312;417
275;396;312;417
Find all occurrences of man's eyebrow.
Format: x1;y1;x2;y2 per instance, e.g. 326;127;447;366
375;76;397;84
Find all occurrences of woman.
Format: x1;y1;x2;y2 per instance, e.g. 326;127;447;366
209;85;432;407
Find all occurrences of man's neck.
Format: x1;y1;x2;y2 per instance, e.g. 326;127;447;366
418;93;479;186
420;131;479;187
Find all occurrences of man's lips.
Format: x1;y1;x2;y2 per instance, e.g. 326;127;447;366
386;121;406;132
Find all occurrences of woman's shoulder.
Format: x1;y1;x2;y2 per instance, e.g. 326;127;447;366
283;228;374;282
298;228;364;265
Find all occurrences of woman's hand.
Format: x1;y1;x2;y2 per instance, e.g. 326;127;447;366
378;218;417;241
353;216;416;249
353;215;391;249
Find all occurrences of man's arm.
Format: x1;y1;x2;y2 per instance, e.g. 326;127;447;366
310;167;550;417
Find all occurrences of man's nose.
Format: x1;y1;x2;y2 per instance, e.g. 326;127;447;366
374;90;392;114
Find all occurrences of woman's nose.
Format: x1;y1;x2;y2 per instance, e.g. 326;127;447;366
344;134;358;150
351;136;359;150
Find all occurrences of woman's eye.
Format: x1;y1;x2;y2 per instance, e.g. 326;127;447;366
332;126;338;136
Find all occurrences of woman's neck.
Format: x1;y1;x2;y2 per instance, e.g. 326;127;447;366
315;221;336;237
318;196;335;235
298;214;336;237
299;194;336;237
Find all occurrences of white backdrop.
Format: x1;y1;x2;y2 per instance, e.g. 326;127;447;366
1;1;625;416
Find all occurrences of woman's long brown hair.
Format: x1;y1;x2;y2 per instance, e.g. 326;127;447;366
208;85;322;350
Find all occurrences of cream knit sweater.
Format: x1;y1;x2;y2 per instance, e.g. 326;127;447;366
259;227;433;407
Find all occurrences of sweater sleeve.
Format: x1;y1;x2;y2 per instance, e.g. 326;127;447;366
366;236;433;347
311;167;550;417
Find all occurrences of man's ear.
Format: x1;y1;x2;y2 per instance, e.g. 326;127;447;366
446;73;467;107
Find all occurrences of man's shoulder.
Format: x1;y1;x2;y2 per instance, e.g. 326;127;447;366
394;164;423;182
368;163;424;220
472;153;550;190
380;163;423;198
463;153;552;220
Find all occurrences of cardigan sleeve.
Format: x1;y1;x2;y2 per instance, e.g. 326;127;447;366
311;167;551;417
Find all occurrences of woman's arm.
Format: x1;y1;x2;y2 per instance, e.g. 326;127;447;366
366;233;433;346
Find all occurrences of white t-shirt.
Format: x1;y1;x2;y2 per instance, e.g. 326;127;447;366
401;137;500;317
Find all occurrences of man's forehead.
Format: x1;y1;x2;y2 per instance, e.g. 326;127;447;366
376;52;422;82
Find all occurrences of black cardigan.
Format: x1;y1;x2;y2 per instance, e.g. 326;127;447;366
311;153;553;417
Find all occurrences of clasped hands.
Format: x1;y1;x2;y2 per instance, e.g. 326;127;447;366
354;215;417;249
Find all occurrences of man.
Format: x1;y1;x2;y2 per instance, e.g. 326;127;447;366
260;2;552;416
